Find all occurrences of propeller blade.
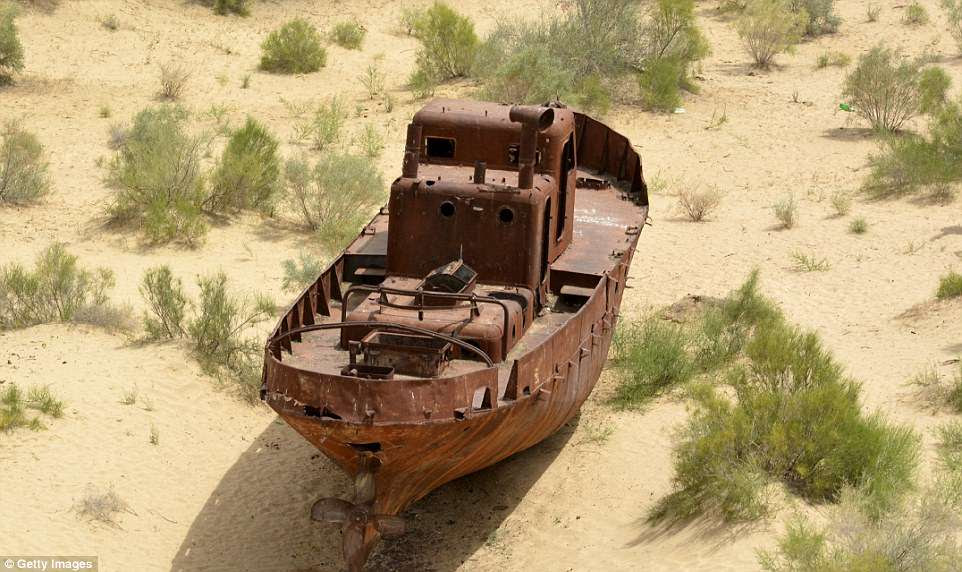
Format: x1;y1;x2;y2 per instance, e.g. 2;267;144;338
311;497;352;523
373;514;405;537
343;524;367;572
355;471;376;504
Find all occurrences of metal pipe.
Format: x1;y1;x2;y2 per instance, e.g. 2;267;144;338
402;123;422;179
508;106;554;189
473;160;486;184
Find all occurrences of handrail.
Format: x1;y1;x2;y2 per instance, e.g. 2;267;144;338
340;285;512;358
267;320;495;368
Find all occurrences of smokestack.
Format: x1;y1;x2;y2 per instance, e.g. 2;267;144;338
508;106;555;189
402;123;422;179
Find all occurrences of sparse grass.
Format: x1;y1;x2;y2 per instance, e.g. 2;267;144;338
904;1;929;25
75;488;130;525
260;19;326;74
305;97;346;151
677;186;722;221
578;418;614;445
0;243;123;331
937;420;962;471
359;62;384;99
0;122;50;205
867;3;881;22
830;191;851;216
105;105;207;245
331;20;365;50
240;74;250;89
1;383;65;433
937;271;962;300
773;194;797;228
842;45;932;133
848;217;868;234
705;107;728;130
815;51;850;69
140;265;188;340
107;123;127;150
158;63;190;100
98;13;119;31
0;4;24;85
206;116;280;214
791;251;830;272
281;252;324;293
98;104;111;118
148;423;159;445
736;0;804;69
355;124;384;159
382;92;394;112
120;386;138;405
187;272;273;371
284;153;385;253
609;317;693;408
908;363;962;412
944;0;962;55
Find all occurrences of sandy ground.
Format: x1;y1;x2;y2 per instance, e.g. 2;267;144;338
1;0;961;570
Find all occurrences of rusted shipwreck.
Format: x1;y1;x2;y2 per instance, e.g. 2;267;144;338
261;99;649;570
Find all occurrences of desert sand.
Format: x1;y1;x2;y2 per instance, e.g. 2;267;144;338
1;0;961;570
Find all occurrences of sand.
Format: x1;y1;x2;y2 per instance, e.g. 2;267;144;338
1;0;961;570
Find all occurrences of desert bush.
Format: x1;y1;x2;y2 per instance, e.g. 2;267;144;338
938;420;962;471
677;186;721;221
791;251;830;271
639;57;684;112
830;191;851;216
281;252;324;293
359;62;384;99
787;0;840;36
207;117;280;213
0;4;23;84
610;317;693;408
0;383;64;432
304;97;346;151
411;2;478;82
284;153;384;252
158;64;190;100
107;123;127;150
759;486;962;571
736;0;804;69
904;1;929;25
98;13;119;31
848;217;868;234
919;67;951;115
937;271;962;300
105;106;207;245
0;122;50;204
773;194;797;228
867;3;881;22
399;6;426;36
331;20;365;49
355;124;384;159
842;46;933;132
260;19;326;74
75;487;130;525
140;265;188;340
120;386;138;405
815;51;850;69
945;0;962;54
187;272;273;371
206;0;249;16
0;244;121;330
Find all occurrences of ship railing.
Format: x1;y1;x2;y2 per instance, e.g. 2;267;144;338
340;285;511;359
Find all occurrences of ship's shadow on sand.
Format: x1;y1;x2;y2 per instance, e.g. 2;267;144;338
172;415;576;572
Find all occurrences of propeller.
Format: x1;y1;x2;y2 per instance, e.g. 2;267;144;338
311;455;405;571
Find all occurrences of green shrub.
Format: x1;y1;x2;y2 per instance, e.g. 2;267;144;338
0;122;50;204
260;19;326;74
949;369;962;413
937;271;962;300
0;5;23;85
331;20;365;50
359;62;384;99
649;273;920;525
815;50;850;69
207;117;280;214
187;272;273;370
842;46;930;132
303;97;346;151
788;0;840;36
281;252;324;293
610;317;693;408
937;420;962;472
848;217;868;234
355;124;384;159
284;153;384;252
791;250;830;271
209;0;249;16
736;0;804;69
944;0;962;54
919;67;951;115
407;1;478;94
773;194;797;228
399;6;426;36
830;191;851;216
0;244;119;330
105;106;207;245
140;265;188;340
1;383;65;433
904;1;929;25
639;57;684;112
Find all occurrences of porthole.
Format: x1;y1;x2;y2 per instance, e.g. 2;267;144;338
498;206;515;224
439;201;456;218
